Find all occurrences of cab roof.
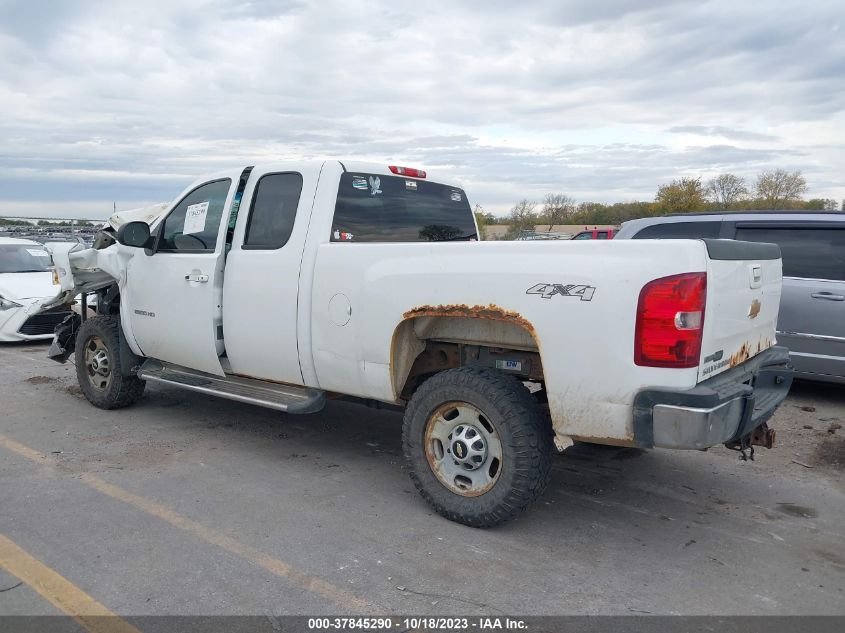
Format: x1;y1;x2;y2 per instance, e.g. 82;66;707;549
196;160;453;187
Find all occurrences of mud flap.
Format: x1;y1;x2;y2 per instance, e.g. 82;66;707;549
118;324;143;376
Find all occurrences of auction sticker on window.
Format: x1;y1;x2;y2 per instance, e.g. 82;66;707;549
27;249;50;257
184;201;210;235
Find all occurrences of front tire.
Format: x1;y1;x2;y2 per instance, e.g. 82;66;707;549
402;367;553;527
75;316;145;409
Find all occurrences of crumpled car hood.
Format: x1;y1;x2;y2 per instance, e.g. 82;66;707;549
107;202;169;231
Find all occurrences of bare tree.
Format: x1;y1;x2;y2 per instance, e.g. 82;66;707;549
505;199;538;239
540;193;576;228
706;174;748;208
755;169;808;209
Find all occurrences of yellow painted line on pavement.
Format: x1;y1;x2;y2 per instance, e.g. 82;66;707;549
79;473;375;612
0;533;142;633
0;434;45;463
0;433;377;613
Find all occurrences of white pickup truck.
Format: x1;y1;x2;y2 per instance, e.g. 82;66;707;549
46;160;793;526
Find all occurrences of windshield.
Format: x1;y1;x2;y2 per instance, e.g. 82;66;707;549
331;173;477;242
0;244;53;273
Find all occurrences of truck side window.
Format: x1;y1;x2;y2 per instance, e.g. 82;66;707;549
632;221;721;239
735;227;845;281
158;179;232;252
243;173;303;249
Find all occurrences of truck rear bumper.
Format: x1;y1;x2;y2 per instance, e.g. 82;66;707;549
633;346;793;450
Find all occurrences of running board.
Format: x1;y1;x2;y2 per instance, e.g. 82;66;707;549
137;361;325;414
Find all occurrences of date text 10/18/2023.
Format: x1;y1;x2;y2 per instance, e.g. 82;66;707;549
307;617;528;630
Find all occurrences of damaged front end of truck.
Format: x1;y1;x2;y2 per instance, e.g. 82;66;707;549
43;202;169;363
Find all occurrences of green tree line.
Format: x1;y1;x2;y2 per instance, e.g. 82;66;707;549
474;169;843;239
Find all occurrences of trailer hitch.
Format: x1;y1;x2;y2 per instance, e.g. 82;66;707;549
725;422;776;461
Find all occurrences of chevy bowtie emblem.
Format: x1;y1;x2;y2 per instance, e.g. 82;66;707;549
748;299;761;319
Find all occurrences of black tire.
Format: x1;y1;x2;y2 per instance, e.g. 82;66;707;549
402;367;553;527
75;316;145;409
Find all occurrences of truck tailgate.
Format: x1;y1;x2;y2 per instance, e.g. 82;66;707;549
698;239;783;382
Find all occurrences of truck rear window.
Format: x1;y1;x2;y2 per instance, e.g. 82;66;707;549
331;173;477;242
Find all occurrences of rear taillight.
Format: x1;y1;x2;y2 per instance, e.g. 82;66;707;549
389;165;426;178
635;272;706;368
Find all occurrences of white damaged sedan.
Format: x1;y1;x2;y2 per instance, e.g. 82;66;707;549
0;238;71;342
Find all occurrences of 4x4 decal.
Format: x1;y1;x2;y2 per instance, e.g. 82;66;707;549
526;283;596;301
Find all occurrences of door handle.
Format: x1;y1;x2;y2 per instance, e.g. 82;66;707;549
185;273;209;283
749;264;762;289
811;292;845;301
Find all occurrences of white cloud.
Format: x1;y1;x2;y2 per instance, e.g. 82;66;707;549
0;0;842;217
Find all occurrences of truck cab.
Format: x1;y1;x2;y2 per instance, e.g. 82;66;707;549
99;162;477;387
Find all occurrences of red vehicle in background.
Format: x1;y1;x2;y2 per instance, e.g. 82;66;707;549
571;228;616;240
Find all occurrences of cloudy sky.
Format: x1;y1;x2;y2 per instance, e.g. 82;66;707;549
0;0;843;219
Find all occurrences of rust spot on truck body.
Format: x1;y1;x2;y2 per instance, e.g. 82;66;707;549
729;342;752;368
729;338;772;369
402;303;536;336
